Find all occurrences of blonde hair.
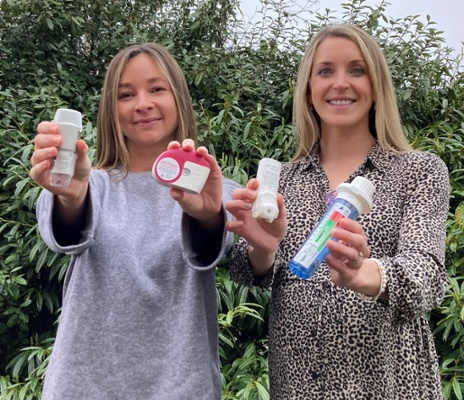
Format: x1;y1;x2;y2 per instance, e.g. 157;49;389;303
293;24;412;161
95;43;197;171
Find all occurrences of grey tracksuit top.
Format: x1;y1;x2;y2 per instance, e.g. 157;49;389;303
37;169;239;400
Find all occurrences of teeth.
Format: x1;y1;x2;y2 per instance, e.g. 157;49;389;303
330;100;353;105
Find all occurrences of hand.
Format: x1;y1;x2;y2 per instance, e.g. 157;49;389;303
225;178;287;255
167;139;223;228
325;217;372;289
30;121;91;199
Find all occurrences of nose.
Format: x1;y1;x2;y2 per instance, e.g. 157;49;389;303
134;92;154;112
333;72;349;90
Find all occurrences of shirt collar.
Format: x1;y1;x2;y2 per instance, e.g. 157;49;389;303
366;142;400;173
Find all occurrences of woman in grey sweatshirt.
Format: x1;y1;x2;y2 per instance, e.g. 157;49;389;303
30;43;239;400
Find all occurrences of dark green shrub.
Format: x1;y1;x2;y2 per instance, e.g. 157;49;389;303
1;0;463;399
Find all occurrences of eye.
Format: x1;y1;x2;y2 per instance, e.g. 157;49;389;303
118;92;133;100
318;67;332;76
351;67;365;76
151;86;167;93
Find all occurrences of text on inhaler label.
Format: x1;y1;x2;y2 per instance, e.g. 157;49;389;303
155;157;181;181
293;202;351;267
52;149;77;175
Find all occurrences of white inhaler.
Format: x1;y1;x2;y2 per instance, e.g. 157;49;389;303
50;108;82;188
251;158;282;223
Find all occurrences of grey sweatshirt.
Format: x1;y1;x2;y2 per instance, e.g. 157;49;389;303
37;169;239;400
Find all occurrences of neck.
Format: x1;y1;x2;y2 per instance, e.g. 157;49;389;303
319;128;375;191
319;127;375;164
127;145;165;172
128;152;159;172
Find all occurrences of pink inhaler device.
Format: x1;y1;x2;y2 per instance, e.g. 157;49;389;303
152;148;211;194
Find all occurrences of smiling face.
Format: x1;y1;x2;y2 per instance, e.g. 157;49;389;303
117;53;179;164
309;37;374;134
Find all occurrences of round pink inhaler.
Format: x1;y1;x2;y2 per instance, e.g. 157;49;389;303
152;148;211;194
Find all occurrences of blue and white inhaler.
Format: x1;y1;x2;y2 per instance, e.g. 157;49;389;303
288;176;375;280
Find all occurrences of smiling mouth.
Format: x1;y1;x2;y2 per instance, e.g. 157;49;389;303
328;99;355;105
135;118;161;124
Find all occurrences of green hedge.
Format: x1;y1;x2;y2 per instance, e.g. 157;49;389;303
1;0;463;399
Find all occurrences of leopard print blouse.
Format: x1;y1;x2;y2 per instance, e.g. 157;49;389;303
230;142;449;399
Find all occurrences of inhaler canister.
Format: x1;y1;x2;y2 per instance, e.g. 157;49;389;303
252;158;282;223
49;108;82;188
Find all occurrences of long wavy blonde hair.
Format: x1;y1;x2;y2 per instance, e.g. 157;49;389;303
293;24;412;161
95;43;197;171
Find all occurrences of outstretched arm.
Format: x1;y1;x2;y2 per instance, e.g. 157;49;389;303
30;121;92;244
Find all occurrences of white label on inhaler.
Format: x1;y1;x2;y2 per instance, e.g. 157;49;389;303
51;149;77;175
155;157;181;181
171;161;210;194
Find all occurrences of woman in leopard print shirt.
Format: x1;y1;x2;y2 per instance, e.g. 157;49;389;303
226;24;449;399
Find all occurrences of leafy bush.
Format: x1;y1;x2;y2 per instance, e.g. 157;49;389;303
1;0;463;399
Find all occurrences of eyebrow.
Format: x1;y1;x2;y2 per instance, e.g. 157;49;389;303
314;59;367;67
118;77;168;89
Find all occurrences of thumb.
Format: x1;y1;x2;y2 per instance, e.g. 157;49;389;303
73;139;91;180
75;139;89;160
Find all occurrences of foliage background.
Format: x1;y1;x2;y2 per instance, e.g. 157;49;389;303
0;0;463;399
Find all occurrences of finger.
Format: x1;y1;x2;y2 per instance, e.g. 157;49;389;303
169;187;186;202
276;193;286;213
202;152;221;173
195;145;209;156
75;139;89;160
331;226;368;251
30;146;58;168
246;178;259;190
36;121;59;135
363;246;371;258
326;254;354;282
225;219;245;233
167;140;181;150
326;253;345;268
357;245;371;260
326;240;363;265
338;218;364;234
180;139;195;151
30;159;53;183
33;132;62;150
231;187;257;202
225;199;253;214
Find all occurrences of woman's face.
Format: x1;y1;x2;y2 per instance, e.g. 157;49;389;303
117;53;179;161
309;37;374;133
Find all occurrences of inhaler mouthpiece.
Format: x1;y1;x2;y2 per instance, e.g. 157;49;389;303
252;193;279;222
54;108;83;129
